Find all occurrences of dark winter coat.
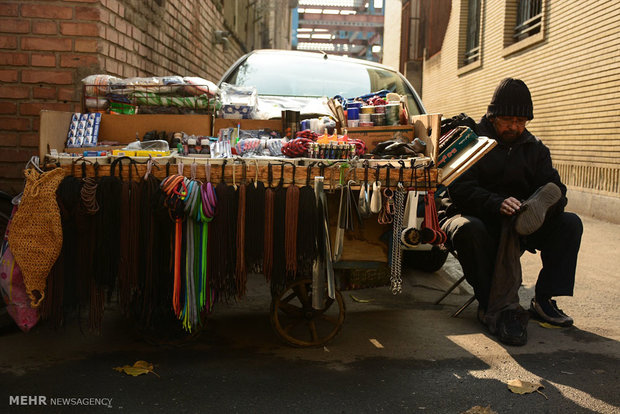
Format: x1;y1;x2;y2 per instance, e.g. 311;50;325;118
442;115;567;228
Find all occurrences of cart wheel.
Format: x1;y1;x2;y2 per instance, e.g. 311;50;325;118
270;278;345;347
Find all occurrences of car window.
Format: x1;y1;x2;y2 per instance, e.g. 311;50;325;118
224;53;422;115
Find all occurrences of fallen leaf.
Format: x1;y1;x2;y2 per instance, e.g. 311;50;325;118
369;338;384;349
507;379;547;399
350;294;374;303
461;405;497;414
538;321;562;329
323;346;330;353
114;360;160;377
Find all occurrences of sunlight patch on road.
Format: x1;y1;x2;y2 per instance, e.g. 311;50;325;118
446;334;619;413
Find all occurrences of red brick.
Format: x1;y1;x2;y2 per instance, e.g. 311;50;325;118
0;148;35;162
32;53;56;67
75;38;98;52
0;35;16;49
0;85;28;99
21;4;73;20
0;102;17;114
0;131;18;146
22;37;71;51
20;102;71;116
0;117;30;131
57;87;74;101
60;22;98;37
19;133;39;147
0;69;17;82
60;54;98;68
33;86;56;99
22;70;73;84
0;52;27;65
0;164;25;180
0;19;30;33
32;21;57;35
0;3;18;17
76;6;99;20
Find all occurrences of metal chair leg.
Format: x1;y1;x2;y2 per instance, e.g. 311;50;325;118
451;295;476;317
434;275;467;305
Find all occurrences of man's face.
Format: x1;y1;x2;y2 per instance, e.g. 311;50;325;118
491;116;528;143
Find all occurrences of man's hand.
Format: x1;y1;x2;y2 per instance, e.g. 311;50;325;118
500;197;522;216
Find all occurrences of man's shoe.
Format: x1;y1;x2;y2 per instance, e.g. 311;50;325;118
496;308;529;346
529;297;574;327
514;183;562;235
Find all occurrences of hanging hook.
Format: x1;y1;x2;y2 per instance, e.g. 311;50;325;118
232;161;237;189
191;161;197;181
241;159;247;185
254;159;260;187
220;159;227;183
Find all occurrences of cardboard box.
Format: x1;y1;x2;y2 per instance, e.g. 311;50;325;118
39;111;213;160
212;118;282;135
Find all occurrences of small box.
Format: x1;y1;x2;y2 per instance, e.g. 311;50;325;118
135;150;171;157
112;149;136;156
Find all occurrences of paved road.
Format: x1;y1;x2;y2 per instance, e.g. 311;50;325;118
0;215;618;413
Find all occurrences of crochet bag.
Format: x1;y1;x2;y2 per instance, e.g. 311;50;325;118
7;168;65;307
0;205;39;332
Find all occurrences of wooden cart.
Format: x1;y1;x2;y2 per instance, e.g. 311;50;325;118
39;111;495;347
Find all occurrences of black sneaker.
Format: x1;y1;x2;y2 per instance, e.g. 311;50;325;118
496;308;529;346
530;297;574;327
514;183;562;235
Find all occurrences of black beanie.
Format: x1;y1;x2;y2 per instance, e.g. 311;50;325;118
486;78;533;120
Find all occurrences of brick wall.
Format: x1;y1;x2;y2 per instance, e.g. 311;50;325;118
0;0;101;194
0;0;283;195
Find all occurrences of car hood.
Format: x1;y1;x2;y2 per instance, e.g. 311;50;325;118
255;96;333;120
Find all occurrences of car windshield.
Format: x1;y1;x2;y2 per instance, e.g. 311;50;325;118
224;52;422;115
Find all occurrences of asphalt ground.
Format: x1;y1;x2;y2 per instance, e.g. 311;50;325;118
0;215;618;413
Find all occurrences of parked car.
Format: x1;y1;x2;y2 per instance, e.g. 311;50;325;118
219;49;448;272
219;49;426;120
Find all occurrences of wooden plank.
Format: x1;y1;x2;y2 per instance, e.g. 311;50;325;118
98;113;212;143
39;110;73;160
212;118;282;134
410;113;441;164
58;162;438;190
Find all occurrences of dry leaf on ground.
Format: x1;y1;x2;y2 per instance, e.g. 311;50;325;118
507;379;547;399
461;405;497;414
114;360;160;377
350;294;374;303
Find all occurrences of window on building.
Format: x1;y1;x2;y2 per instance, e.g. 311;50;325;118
464;0;481;65
514;0;542;41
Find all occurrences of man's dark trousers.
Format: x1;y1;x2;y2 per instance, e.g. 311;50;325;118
441;212;583;310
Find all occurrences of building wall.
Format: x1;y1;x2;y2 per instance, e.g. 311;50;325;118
0;0;290;194
382;0;402;71
422;0;620;201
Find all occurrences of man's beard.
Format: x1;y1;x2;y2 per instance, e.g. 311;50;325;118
500;130;520;142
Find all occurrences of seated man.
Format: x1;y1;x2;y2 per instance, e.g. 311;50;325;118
440;78;583;346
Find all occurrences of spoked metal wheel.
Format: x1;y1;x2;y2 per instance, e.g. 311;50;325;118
270;278;345;347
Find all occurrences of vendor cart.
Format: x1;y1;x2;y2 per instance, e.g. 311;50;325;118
26;111;495;347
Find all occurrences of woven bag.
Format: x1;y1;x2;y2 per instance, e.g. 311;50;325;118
7;167;65;307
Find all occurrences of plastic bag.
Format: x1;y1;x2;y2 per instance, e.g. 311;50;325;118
219;82;258;119
0;206;39;332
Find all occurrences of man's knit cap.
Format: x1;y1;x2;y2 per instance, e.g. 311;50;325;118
487;78;533;120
